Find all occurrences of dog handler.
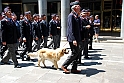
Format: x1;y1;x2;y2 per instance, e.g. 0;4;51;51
61;1;82;74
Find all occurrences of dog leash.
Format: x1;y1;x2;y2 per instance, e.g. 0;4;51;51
63;42;68;47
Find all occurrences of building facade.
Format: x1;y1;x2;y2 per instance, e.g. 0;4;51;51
0;0;122;37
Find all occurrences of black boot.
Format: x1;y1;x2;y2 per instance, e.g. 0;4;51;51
26;56;30;61
20;53;24;61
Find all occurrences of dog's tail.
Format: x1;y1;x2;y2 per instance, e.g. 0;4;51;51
27;52;38;58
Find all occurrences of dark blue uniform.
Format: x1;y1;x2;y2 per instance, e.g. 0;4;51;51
89;19;94;50
20;18;34;61
32;21;42;51
1;18;20;66
40;20;49;48
56;20;61;48
81;17;90;59
48;19;58;49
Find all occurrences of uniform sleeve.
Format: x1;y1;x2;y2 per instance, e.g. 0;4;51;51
21;21;25;39
67;14;75;41
1;21;7;42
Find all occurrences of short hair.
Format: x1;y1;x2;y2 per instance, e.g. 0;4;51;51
41;14;46;17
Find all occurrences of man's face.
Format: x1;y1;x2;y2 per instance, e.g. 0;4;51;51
6;10;11;16
52;16;56;20
74;5;80;13
56;16;59;20
80;12;87;17
27;13;32;20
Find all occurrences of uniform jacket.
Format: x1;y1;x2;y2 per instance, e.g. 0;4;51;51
32;21;42;38
89;20;95;36
67;12;81;42
2;18;20;44
49;19;57;36
56;20;61;36
21;18;34;40
40;20;49;37
81;17;89;39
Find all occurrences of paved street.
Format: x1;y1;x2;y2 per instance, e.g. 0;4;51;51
0;36;124;83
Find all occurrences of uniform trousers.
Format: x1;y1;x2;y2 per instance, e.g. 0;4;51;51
56;35;61;48
89;35;93;49
33;38;42;51
1;43;18;65
83;38;89;58
47;35;58;49
22;36;33;55
43;36;48;48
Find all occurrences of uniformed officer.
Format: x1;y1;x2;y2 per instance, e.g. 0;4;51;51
32;14;42;51
56;15;61;48
20;11;34;61
1;7;21;68
89;15;94;50
40;14;49;48
48;14;58;49
80;9;91;59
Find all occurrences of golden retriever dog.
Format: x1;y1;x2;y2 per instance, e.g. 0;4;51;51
27;48;69;69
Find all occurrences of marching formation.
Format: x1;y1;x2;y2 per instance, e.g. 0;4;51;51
0;6;61;68
0;1;100;74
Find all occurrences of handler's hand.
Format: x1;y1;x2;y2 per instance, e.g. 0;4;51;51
2;42;6;45
73;40;77;46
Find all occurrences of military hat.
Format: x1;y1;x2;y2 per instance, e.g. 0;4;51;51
81;9;86;12
87;9;91;12
4;7;11;13
33;14;37;18
51;14;56;17
20;14;23;17
25;11;31;15
70;1;80;7
89;15;94;18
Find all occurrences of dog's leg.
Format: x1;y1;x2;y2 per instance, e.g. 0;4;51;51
42;59;46;67
54;61;58;69
38;58;42;67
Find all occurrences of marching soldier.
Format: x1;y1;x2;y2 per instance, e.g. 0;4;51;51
40;14;49;48
48;14;58;49
1;7;21;68
20;11;34;61
32;14;42;51
80;9;91;59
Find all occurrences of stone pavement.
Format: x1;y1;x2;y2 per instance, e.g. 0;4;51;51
0;36;124;83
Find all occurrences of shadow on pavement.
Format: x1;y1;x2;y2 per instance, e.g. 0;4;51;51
19;63;35;67
82;54;104;60
80;68;106;77
78;62;102;66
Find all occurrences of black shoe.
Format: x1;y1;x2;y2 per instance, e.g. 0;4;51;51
14;65;21;68
20;53;24;61
71;70;81;74
89;47;93;50
84;56;92;59
26;56;30;61
15;51;19;55
0;61;10;65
